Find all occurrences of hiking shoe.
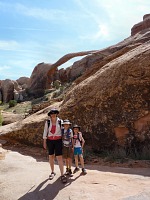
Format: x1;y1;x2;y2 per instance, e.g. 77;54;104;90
60;175;67;184
73;167;80;174
69;169;73;177
65;168;69;175
82;168;87;175
49;172;56;180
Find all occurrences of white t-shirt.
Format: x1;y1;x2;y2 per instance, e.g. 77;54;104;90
74;132;82;148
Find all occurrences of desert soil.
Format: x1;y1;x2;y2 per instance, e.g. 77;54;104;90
0;144;150;200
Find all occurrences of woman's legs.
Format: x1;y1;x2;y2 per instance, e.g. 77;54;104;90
49;154;55;172
56;155;64;176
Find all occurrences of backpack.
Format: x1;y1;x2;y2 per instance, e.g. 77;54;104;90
47;119;62;137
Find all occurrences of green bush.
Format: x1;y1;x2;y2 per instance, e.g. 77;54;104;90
0;101;2;105
9;100;17;107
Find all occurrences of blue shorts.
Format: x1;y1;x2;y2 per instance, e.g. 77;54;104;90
74;147;82;155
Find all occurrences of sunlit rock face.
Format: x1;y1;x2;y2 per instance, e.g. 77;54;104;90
60;42;150;152
131;14;150;36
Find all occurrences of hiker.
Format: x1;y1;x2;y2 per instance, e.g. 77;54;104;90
43;108;67;183
62;119;74;177
73;124;87;175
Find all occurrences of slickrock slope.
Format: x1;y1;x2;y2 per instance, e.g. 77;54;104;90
60;41;150;151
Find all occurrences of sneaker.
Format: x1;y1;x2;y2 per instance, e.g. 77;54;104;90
69;169;73;177
60;175;67;184
82;168;87;175
49;172;56;180
73;167;80;174
65;168;69;175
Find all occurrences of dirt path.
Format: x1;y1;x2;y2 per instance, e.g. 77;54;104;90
0;147;150;200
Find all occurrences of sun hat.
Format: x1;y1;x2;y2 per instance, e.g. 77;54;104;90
48;108;59;116
62;119;71;125
73;124;81;130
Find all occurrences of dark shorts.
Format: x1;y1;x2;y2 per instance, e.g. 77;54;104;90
62;146;73;159
46;139;62;156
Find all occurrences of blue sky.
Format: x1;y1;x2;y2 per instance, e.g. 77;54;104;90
0;0;149;80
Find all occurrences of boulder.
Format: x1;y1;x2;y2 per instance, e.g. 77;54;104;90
16;77;30;86
1;79;14;102
27;62;53;98
1;111;24;125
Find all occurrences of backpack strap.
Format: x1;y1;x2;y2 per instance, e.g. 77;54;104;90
47;120;50;137
62;128;72;139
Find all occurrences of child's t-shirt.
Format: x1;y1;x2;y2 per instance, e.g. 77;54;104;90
74;132;82;148
62;128;73;147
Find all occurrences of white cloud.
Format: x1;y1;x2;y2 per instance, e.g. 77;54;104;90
75;0;150;42
80;23;110;41
0;1;67;21
0;40;20;50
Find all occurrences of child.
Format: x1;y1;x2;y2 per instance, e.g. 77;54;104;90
62;119;74;177
73;124;87;175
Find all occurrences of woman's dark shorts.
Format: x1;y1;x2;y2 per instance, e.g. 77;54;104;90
46;139;62;156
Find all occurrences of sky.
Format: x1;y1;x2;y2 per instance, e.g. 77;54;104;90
0;0;149;80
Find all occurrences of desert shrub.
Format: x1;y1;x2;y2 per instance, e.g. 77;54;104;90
9;100;17;107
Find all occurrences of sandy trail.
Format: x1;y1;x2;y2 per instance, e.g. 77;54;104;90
0;149;150;200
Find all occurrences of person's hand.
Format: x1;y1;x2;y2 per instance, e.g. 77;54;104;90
43;140;47;150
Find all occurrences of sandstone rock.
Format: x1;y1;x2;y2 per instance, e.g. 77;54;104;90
1;111;24;125
1;79;14;102
60;42;150;152
16;77;30;86
131;14;150;36
27;62;53;98
0;102;62;146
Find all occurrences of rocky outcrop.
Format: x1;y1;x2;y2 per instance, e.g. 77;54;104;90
16;77;29;86
1;111;24;125
0;102;62;146
60;41;150;152
27;62;53;98
131;14;150;36
1;79;14;102
16;77;30;90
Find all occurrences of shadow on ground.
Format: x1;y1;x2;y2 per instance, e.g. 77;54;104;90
18;175;81;200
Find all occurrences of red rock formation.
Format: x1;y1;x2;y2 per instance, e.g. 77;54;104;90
27;62;53;98
131;14;150;36
60;41;150;152
1;79;14;102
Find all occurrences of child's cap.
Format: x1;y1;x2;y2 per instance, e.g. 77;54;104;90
73;124;81;130
62;119;71;125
